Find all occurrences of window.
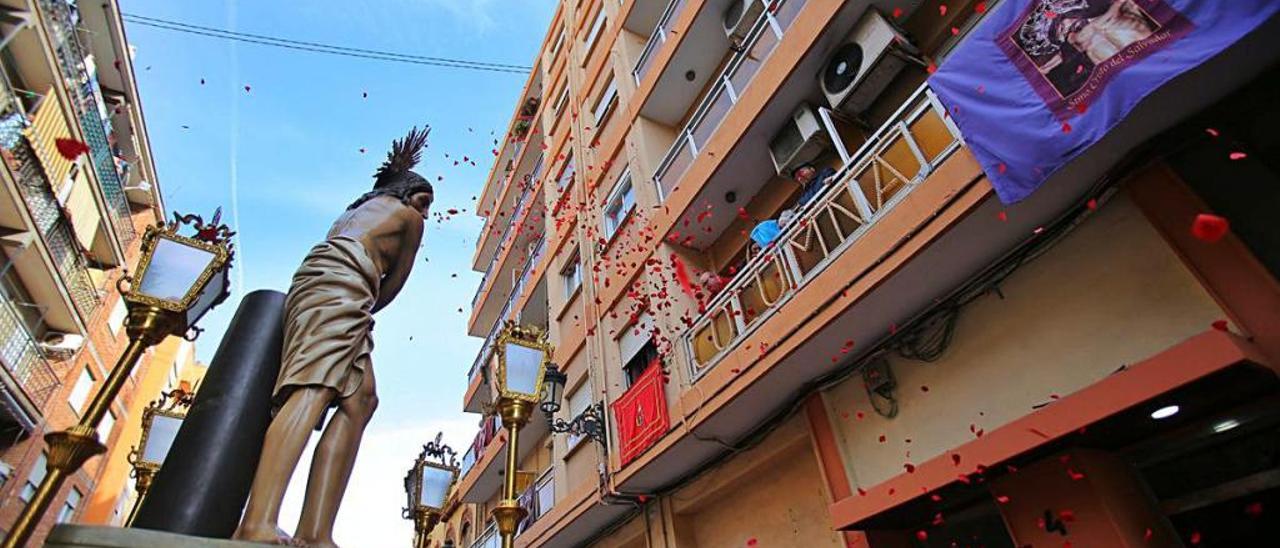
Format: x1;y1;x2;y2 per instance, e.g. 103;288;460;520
565;382;592;448
68;367;95;415
107;297;127;336
19;453;47;503
560;251;582;299
555;152;576;192
0;460;12;489
592;74;618;126
98;409;116;442
602;171;635;240
550;28;566;57
57;487;82;523
553;85;570;117
582;9;606;63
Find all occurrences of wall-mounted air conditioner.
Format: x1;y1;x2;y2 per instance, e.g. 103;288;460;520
723;0;765;48
821;8;919;114
768;103;829;176
40;332;84;359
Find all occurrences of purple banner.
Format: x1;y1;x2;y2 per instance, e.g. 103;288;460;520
929;0;1279;204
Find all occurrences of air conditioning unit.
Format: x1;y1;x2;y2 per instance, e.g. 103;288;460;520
821;8;919;114
723;0;765;48
40;332;84;359
768;103;829;176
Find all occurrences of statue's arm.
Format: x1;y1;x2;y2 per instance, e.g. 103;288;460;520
372;210;423;313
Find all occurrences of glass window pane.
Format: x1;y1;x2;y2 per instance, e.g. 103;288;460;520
141;414;183;465
503;343;544;396
691;86;733;149
657;141;693;199
139;238;216;301
418;465;453;508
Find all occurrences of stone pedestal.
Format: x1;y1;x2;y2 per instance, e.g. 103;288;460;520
46;525;278;548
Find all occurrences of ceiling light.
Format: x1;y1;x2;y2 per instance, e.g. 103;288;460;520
1212;419;1239;433
1150;405;1180;420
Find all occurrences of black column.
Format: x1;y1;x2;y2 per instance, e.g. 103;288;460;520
132;289;286;538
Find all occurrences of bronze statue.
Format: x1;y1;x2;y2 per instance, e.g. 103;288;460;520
234;128;433;547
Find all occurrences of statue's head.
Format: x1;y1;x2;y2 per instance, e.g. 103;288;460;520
348;126;434;216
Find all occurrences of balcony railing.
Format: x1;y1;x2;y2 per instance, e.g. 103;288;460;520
0;291;59;408
6;137;102;318
472;176;538;309
468;237;546;384
38;0;136;245
631;0;687;85
516;469;555;535
462;414;500;478
471;524;499;548
683;86;962;377
653;0;805;201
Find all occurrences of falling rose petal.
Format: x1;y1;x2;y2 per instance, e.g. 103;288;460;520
1243;501;1263;518
926;63;937;74
904;463;916;473
997;211;1008;222
746;539;757;547
856;487;867;496
359;147;366;154
1228;151;1247;160
1075;102;1088;114
200;78;206;85
54;138;89;160
1144;528;1153;542
362;91;368;99
446;208;459;215
996;494;1010;504
1190;531;1201;545
244;85;251;93
878;435;887;443
1211;319;1229;332
951;454;961;466
915;531;927;542
1204;127;1219;137
1190;213;1229;243
997;162;1007;174
1061;122;1072;133
892;7;903;18
939;4;947;16
975;1;988;13
1087;198;1098;210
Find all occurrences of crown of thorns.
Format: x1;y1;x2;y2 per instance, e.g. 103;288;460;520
1017;0;1092;57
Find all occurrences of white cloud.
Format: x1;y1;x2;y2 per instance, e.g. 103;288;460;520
278;417;476;548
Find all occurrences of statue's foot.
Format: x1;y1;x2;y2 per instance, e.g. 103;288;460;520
234;523;297;545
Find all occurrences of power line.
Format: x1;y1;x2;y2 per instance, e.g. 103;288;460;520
121;13;532;75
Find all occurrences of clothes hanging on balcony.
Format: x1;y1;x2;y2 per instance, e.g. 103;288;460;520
750;219;781;247
0;110;25;150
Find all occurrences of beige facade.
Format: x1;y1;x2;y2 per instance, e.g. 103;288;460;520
446;1;1280;547
0;0;174;544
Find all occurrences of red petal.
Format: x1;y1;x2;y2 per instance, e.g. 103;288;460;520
54;138;89;160
1190;213;1229;243
975;1;988;13
892;7;903;18
1211;320;1229;332
1228;151;1247;160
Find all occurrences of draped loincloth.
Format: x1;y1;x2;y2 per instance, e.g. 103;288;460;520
274;235;380;406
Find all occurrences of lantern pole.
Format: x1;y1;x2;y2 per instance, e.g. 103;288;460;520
489;322;551;548
2;212;232;548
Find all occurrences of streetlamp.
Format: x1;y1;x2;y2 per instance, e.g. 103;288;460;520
403;433;459;548
489;321;552;548
540;364;607;450
2;211;233;548
125;386;196;525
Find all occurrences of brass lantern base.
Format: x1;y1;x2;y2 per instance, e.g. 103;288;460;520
45;424;107;470
492;498;528;538
496;398;534;431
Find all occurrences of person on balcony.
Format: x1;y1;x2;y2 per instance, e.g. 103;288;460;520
792;163;838;209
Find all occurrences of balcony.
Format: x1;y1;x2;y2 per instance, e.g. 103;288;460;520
465;238;546;413
4;136;102;319
38;0;135;246
515;469;555;536
0;289;59;434
653;0;804;200
631;0;687;85
457;404;549;503
472;167;542;310
685;85;960;376
470;524;499;548
461;415;499;479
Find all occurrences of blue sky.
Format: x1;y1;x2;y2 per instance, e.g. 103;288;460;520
121;0;554;544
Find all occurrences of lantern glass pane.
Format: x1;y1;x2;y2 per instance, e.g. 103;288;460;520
141;414;183;465
186;267;228;327
139;238;216;302
418;465;453;508
503;343;543;397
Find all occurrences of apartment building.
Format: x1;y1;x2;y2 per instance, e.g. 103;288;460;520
446;1;1280;546
0;0;174;544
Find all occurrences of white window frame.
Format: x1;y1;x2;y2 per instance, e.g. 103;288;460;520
564;382;592;449
550;28;567;57
560;251;582;300
20;453;47;503
68;367;94;415
556;152;576;192
107;298;127;336
602;170;635;240
592;74;618;126
98;409;116;443
582;9;607;63
57;487;83;523
553;85;570;117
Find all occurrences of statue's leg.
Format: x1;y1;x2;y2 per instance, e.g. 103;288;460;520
235;386;336;543
294;364;378;548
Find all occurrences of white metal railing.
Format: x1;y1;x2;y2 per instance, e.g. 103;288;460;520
471;524;499;548
459;444;477;478
468;237;546;384
653;0;804;201
472;178;538;308
632;0;687;85
683;85;962;378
